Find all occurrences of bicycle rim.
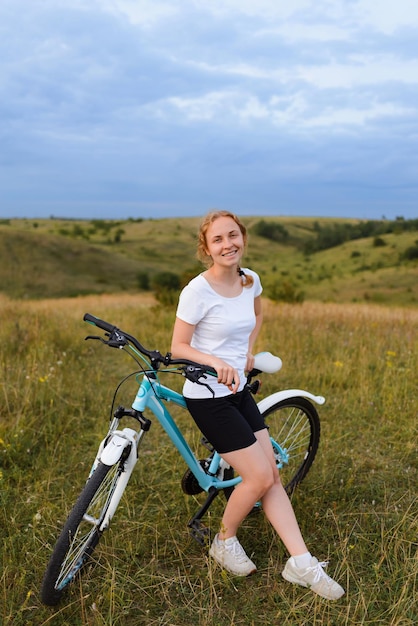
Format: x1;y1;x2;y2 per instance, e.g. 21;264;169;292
261;396;320;494
41;461;122;605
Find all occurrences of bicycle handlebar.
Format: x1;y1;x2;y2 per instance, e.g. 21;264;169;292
83;312;217;378
84;312;117;335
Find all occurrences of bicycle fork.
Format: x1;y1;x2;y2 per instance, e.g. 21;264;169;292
87;409;150;532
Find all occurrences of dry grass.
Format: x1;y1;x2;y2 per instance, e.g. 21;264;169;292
1;294;417;625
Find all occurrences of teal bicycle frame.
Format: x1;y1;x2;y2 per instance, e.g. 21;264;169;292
90;369;292;542
132;371;289;492
132;375;239;492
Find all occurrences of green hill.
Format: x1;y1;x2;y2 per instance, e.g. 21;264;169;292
0;216;417;306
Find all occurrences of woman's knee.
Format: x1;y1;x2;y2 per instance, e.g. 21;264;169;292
247;464;276;496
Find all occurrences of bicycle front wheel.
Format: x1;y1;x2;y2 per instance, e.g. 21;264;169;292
41;461;124;606
261;396;320;494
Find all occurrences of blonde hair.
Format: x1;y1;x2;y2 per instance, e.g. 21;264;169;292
196;210;253;287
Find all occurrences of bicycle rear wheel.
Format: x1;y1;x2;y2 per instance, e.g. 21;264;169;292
261;396;320;494
41;461;124;606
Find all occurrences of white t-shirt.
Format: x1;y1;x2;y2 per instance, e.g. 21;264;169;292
175;269;262;399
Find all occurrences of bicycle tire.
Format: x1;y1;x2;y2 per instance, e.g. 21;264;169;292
222;466;235;501
41;461;124;606
222;396;320;502
262;396;320;494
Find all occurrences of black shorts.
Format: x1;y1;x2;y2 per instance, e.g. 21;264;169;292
185;387;267;454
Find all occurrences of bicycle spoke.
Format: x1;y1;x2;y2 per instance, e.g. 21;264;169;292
262;397;320;494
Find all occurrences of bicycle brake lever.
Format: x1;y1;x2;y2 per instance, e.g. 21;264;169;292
85;333;127;348
182;364;206;382
194;378;215;397
85;334;106;342
182;365;215;397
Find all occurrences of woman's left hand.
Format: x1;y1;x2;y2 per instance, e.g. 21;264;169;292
245;352;255;373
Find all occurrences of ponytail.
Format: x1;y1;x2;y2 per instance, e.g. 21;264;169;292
237;267;254;288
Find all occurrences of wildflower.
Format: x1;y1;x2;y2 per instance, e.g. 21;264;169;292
334;361;344;368
385;351;396;367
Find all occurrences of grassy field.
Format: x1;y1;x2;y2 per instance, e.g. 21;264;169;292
1;216;417;306
0;293;417;625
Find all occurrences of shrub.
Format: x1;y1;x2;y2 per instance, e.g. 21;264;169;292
152;272;181;291
113;228;125;243
137;271;150;290
402;244;418;260
266;280;305;303
152;271;181;306
252;220;289;243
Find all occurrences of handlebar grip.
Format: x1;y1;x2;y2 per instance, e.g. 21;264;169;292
83;313;117;334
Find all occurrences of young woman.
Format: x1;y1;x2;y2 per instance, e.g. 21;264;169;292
170;210;344;600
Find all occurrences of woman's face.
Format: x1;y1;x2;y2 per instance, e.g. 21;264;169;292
204;216;245;269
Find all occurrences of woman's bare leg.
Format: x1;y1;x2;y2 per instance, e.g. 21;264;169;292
218;440;275;539
255;429;308;555
219;429;307;556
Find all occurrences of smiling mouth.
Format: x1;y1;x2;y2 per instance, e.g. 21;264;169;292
222;249;238;257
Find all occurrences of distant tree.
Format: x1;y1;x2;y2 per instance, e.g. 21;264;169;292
304;218;418;254
180;265;203;288
137;271;150;290
152;272;180;291
113;228;125;243
90;220;119;237
266;280;304;304
152;271;181;305
252;220;289;243
401;244;418;260
71;224;89;240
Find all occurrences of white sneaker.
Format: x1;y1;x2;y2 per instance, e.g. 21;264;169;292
282;556;345;600
209;534;257;576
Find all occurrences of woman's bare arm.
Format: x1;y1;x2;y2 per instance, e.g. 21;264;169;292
171;317;240;392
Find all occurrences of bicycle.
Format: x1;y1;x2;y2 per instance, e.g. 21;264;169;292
41;312;322;606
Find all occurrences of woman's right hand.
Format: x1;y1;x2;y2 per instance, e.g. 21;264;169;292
210;358;240;394
171;318;239;392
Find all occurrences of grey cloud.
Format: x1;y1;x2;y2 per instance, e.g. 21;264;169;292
0;0;417;220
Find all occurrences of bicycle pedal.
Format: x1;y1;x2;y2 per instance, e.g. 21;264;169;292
188;521;211;546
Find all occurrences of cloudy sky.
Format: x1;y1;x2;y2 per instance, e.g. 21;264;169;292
1;0;417;220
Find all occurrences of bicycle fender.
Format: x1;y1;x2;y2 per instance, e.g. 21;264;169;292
257;389;325;414
100;432;134;466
